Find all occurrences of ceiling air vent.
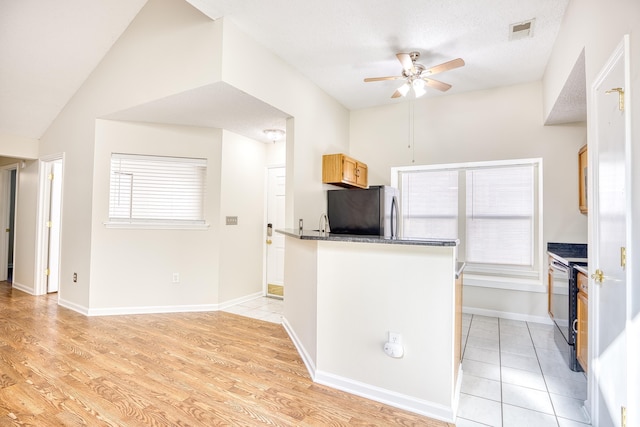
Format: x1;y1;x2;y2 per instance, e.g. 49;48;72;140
509;19;535;40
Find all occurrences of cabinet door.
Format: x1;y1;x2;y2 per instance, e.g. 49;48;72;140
578;145;588;214
454;273;463;384
355;162;368;187
548;265;554;318
342;156;358;185
577;290;588;372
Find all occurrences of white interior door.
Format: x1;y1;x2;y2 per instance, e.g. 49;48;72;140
590;36;629;427
46;160;63;293
266;167;286;297
37;157;64;295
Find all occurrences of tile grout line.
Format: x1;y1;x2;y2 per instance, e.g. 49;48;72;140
526;321;561;427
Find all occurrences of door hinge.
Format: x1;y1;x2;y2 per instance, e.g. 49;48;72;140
45;269;50;276
621;406;626;427
621;247;626;268
606;87;625;111
46;221;53;228
48;173;54;181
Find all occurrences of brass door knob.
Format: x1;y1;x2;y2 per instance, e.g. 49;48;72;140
591;269;604;283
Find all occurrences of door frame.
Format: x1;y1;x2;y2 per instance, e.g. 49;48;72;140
0;163;19;282
263;164;286;297
34;153;65;296
588;34;631;425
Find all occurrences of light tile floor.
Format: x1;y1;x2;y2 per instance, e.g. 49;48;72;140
222;296;283;324
457;314;591;427
223;299;591;427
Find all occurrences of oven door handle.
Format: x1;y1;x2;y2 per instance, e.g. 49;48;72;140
551;260;569;272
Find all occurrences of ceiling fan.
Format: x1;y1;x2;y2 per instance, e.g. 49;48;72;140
364;52;465;98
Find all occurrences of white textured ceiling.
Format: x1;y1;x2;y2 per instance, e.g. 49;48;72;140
1;0;579;146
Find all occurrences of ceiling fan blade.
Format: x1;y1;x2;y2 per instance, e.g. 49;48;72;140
364;76;404;82
423;78;452;92
396;53;415;73
424;58;465;76
391;90;403;98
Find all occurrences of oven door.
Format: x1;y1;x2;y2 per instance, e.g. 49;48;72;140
549;259;570;343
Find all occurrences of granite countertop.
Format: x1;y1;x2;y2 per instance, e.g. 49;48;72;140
277;229;459;247
547;242;588;266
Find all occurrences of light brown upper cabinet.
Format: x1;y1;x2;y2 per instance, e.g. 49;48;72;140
578;144;588;214
322;154;368;189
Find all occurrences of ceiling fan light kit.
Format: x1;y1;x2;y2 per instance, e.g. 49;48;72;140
263;128;285;142
364;51;464;99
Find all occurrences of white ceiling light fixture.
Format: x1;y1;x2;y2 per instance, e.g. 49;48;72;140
263;128;285;142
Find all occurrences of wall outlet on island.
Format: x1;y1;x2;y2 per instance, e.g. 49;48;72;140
388;332;402;345
172;273;180;284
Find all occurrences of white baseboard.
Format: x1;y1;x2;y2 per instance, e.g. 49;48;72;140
217;291;264;310
314;370;455;423
86;303;218;316
463;306;553;325
281;316;317;378
10;281;35;295
58;298;90;315
282;316;455;423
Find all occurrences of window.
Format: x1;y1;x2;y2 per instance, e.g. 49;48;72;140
465;166;534;267
394;159;541;287
400;169;458;239
108;153;207;228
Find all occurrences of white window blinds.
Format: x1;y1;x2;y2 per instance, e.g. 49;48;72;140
396;159;539;274
109;153;207;223
465;165;534;266
400;169;458;239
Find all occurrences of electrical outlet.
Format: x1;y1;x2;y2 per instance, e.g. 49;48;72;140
172;273;180;284
389;332;402;345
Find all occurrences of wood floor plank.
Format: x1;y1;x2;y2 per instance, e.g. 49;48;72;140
0;283;453;426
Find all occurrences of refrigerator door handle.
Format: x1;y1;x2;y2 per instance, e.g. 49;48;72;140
391;195;398;238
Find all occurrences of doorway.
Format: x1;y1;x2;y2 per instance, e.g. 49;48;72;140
36;156;64;295
590;35;630;426
265;166;285;298
0;166;17;283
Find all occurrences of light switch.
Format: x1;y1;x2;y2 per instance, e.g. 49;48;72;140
226;216;238;225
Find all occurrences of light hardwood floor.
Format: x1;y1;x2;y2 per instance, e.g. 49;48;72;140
0;282;452;426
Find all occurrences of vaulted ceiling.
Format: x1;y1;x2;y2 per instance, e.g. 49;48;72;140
0;0;576;145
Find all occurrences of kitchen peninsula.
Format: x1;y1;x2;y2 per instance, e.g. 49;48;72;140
278;229;464;422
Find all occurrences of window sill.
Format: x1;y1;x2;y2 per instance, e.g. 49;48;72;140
104;221;210;230
462;273;545;293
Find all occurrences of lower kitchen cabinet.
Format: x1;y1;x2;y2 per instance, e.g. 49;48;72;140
576;271;588;372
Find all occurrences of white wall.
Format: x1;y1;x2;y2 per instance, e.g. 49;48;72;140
218;130;268;302
218;19;350;228
350;81;587;319
88;120;222;313
24;0;222;310
14;1;351;313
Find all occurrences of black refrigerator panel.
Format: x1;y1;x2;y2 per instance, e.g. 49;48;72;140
327;186;398;237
